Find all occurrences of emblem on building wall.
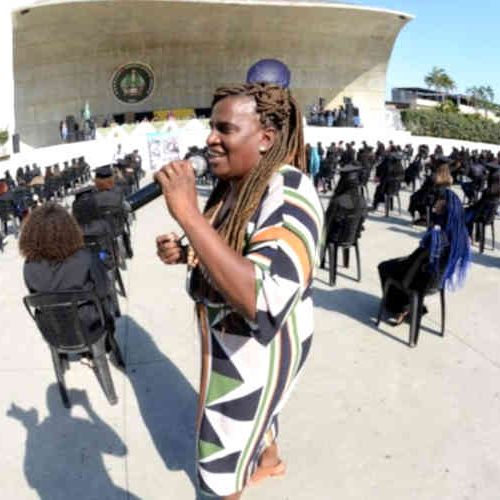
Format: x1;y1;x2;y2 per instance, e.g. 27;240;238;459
112;63;155;104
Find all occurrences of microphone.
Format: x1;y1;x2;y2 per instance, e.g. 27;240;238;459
127;155;208;212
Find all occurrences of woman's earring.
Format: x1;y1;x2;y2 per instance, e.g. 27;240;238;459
259;146;267;153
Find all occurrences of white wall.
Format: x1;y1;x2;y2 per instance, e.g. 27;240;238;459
3;123;500;178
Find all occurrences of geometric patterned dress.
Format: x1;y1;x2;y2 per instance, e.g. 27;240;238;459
192;164;323;497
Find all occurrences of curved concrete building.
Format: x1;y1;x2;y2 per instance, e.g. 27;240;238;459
1;0;412;147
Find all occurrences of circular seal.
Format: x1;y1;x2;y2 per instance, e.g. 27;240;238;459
112;63;155;104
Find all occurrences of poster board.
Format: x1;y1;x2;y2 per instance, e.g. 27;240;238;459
146;126;180;171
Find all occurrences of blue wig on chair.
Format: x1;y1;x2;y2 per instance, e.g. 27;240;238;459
419;189;471;290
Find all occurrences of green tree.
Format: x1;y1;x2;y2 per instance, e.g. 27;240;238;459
466;85;496;117
424;67;456;102
0;129;8;146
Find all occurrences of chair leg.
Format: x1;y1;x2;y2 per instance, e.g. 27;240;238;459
355;242;361;282
107;332;126;370
50;347;70;408
91;338;118;405
439;289;446;337
320;243;327;269
409;293;423;348
123;231;134;259
491;222;495;250
479;224;485;254
343;247;350;268
329;244;338;286
397;194;401;214
114;267;127;298
376;280;391;326
385;195;390;217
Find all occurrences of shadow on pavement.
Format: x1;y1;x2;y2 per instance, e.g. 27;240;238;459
366;212;414;228
313;286;380;329
123;316;209;499
7;384;139;500
312;286;443;348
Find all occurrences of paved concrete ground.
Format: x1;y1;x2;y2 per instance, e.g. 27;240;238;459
1;181;499;500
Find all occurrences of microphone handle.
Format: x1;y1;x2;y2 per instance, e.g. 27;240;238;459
127;181;162;212
126;156;207;212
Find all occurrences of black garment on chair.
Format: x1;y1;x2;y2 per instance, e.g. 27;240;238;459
322;184;366;286
373;154;404;210
469;200;498;253
94;189;133;259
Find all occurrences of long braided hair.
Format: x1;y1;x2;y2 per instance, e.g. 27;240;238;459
203;82;305;255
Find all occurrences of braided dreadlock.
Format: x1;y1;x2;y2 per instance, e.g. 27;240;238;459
203;82;305;255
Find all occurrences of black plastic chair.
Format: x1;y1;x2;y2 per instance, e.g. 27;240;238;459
473;201;498;253
376;252;446;348
321;212;364;286
384;179;402;217
100;207;134;261
23;290;125;408
84;232;126;302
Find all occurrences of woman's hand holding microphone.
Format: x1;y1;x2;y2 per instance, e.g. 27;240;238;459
154;160;202;267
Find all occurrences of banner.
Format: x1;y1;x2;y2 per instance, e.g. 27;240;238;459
153;108;196;121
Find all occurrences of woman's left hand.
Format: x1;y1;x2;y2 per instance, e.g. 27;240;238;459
154;160;199;224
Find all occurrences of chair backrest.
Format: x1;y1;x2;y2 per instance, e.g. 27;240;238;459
328;211;364;246
23;290;106;350
0;199;14;219
385;178;401;196
477;200;499;224
402;250;444;295
83;231;117;268
99;207;126;237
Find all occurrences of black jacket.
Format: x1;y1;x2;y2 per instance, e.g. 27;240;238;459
24;248;113;345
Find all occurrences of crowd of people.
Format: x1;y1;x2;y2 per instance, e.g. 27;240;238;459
307;102;361;127
10;150;143;377
2;81;499;499
311;138;498;330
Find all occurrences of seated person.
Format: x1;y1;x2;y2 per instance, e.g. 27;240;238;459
323;165;367;253
404;155;424;189
371;152;404;210
408;160;453;224
462;162;487;204
378;189;470;325
464;163;500;237
113;168;133;197
19;204;116;346
93;165;132;257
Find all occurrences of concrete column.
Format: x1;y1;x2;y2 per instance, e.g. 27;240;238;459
0;6;15;156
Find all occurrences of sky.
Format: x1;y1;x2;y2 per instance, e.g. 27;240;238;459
346;0;500;102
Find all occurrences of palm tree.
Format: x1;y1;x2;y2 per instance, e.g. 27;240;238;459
424;67;456;102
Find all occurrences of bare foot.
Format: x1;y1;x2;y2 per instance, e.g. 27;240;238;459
248;442;286;486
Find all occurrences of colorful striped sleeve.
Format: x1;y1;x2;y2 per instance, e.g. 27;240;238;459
245;166;323;345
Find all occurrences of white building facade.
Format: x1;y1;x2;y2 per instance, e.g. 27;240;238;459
1;0;412;148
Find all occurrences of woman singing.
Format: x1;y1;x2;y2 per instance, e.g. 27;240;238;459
155;83;323;499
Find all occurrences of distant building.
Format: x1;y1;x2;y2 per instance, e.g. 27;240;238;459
390;87;500;123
